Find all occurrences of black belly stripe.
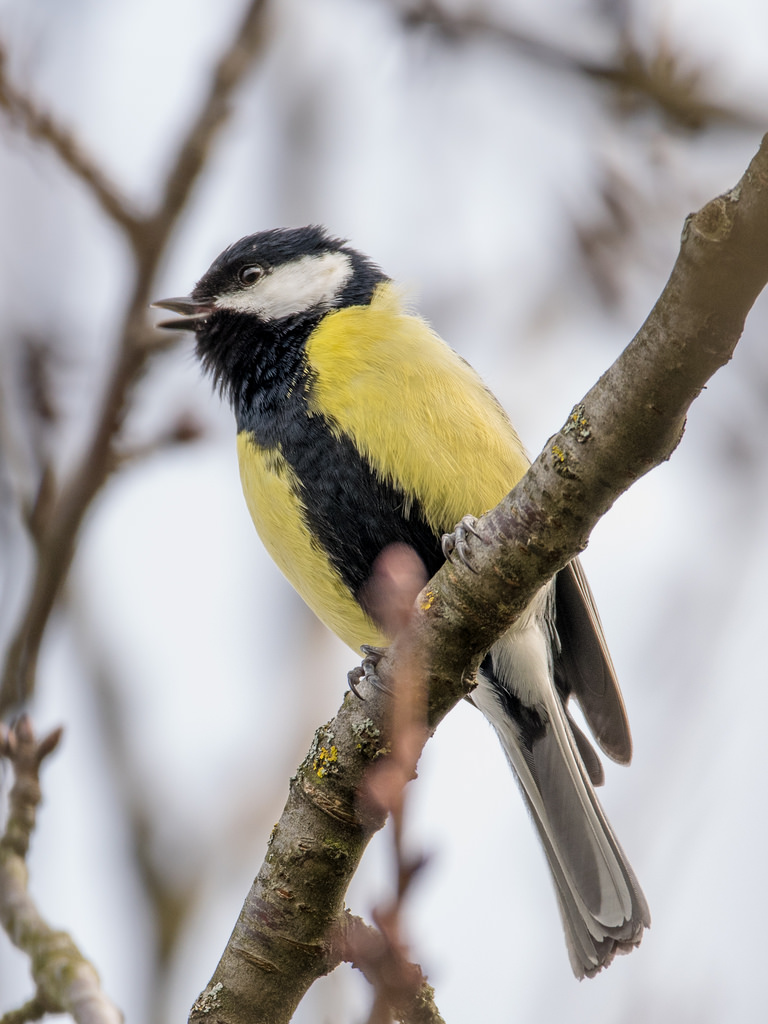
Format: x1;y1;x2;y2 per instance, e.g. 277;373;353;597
238;372;446;606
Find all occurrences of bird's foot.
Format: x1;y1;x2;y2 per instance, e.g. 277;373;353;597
347;644;391;698
441;514;483;573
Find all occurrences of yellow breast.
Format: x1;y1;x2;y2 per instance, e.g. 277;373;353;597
236;282;530;653
236;433;385;651
304;283;530;533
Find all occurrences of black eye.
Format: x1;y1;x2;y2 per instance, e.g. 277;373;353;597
238;264;264;286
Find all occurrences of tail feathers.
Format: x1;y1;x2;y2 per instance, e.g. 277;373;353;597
475;667;650;979
521;720;650;977
530;799;648;978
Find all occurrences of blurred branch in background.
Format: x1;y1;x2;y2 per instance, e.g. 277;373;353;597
345;547;436;1024
0;717;120;1024
394;0;765;131
0;45;143;238
392;0;767;306
73;617;203;1024
342;915;442;1024
0;0;270;716
0;1;270;1017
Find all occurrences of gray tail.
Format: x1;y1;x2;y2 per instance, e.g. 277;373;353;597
475;649;650;978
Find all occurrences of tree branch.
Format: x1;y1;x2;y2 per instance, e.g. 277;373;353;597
342;915;445;1024
145;0;270;248
395;0;763;131
187;133;768;1024
0;717;122;1024
0;0;271;715
0;45;143;238
341;549;439;1024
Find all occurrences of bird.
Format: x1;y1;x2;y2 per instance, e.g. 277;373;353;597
153;225;649;978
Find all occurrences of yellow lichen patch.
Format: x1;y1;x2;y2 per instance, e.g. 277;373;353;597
313;745;339;778
420;588;437;612
551;442;576;479
563;403;591;443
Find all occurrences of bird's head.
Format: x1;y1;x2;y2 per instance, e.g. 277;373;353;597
153;226;388;408
153;225;387;332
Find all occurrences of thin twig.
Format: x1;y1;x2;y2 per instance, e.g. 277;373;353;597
347;547;435;1023
396;0;763;131
343;916;445;1024
0;0;271;714
0;717;122;1024
0;44;142;238
146;0;271;246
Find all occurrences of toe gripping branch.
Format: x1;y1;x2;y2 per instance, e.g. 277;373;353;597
441;515;483;573
347;645;390;698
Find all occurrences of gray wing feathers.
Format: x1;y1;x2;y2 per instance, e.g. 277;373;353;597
554;559;632;764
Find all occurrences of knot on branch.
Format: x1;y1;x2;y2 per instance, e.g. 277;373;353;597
687;193;737;243
0;716;63;859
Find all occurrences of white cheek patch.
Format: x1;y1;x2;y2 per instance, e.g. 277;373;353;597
215;251;353;320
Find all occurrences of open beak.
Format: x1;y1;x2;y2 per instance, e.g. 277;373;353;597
152;296;213;331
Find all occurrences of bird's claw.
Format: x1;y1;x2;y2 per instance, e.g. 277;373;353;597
441;515;483;573
347;645;391;698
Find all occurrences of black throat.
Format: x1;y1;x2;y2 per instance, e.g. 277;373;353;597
196;310;321;433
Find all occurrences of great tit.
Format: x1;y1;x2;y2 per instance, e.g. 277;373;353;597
154;226;649;978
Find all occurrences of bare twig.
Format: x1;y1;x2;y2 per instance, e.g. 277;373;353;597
0;0;271;714
343;916;444;1024
347;547;435;1023
0;994;48;1024
0;716;122;1024
395;0;763;131
146;0;270;246
0;45;142;239
114;413;206;469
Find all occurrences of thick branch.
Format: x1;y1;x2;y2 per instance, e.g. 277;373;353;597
188;136;768;1023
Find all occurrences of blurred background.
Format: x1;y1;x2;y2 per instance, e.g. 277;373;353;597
1;0;767;1021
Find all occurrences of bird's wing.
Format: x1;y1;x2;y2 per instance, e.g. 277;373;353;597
553;558;632;764
304;282;531;536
